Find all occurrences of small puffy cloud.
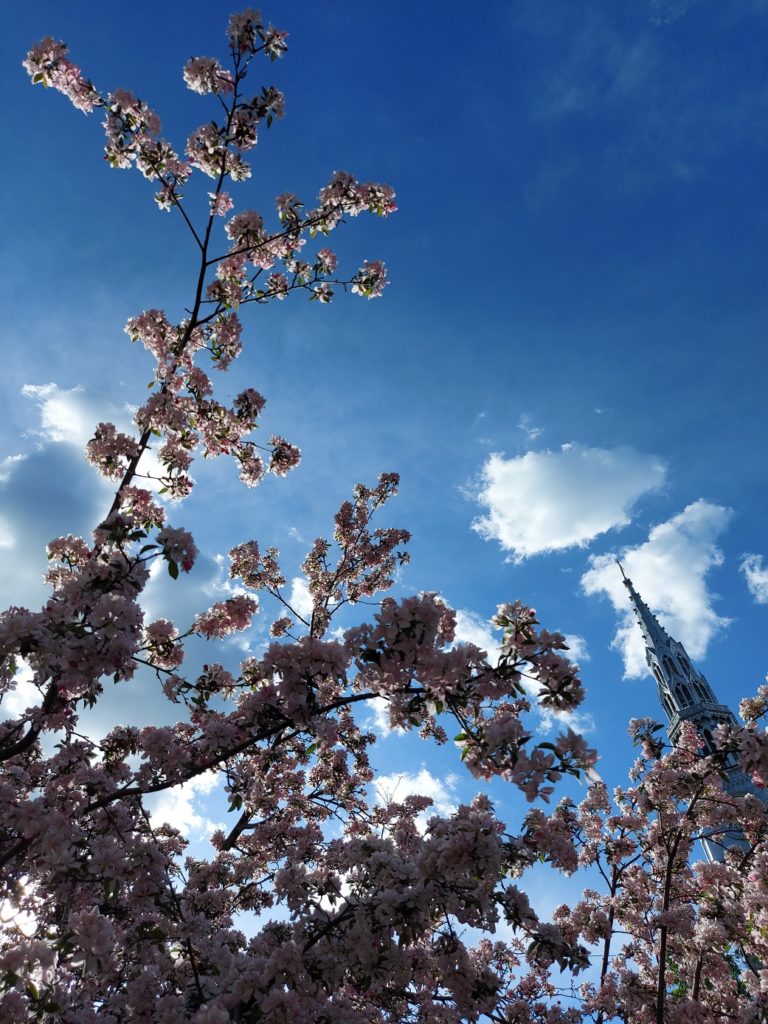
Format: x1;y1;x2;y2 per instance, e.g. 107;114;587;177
581;499;733;677
146;771;222;839
538;706;596;737
454;608;501;660
374;767;459;829
563;634;590;664
0;662;38;721
741;554;768;604
366;696;406;738
288;576;313;620
472;444;666;561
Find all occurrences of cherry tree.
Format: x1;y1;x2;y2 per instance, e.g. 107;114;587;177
525;715;768;1024
3;9;767;1023
2;11;598;1023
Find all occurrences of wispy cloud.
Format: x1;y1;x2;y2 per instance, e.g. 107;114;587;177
517;413;542;443
741;553;768;604
581;499;733;677
472;444;666;561
22;383;108;448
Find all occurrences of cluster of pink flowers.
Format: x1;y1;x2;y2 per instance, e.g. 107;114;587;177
22;37;99;113
157;525;197;573
227;9;288;60
85;421;141;480
183;57;234;96
194;595;258;639
350;259;389;298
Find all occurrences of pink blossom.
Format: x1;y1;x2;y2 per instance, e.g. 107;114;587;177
351;259;388;299
144;619;184;669
209;191;234;216
226;209;265;247
24;38;100;113
267;272;289;298
157;525;197;572
227;9;265;54
315;248;338;274
238;451;266;487
268;435;301;475
194;595;258;638
270;616;293;637
183;57;233;95
85;422;140;480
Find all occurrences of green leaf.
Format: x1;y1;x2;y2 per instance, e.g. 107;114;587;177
168;559;179;580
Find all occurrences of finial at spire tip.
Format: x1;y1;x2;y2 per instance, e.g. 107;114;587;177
615;558;629;581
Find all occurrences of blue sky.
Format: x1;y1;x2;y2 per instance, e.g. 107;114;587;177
2;0;768;888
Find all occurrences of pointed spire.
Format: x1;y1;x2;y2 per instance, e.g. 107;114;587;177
615;561;669;652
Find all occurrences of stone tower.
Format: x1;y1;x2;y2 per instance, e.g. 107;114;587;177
618;562;765;860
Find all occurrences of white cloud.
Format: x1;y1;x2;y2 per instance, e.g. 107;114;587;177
22;383;100;447
517;412;542;442
0;454;26;484
374;767;459;830
21;382;166;489
581;499;733;678
146;771;221;838
741;554;768;604
472;444;666;561
0;662;39;721
454;608;501;660
538;706;596;737
288;576;313;620
366;696;405;738
563;634;590;664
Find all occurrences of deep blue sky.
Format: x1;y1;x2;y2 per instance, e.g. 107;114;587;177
2;0;767;861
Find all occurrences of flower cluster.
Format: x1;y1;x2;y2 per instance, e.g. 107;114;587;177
23;37;100;112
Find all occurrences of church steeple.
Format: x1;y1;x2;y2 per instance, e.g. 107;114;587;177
618;560;731;744
618;563;766;860
617;560;671;657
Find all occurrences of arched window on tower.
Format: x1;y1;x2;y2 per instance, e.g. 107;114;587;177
703;727;715;754
662;695;674;718
693;681;706;701
700;680;714;701
678;684;692;706
678;654;691;675
663;655;678;678
653;665;665;688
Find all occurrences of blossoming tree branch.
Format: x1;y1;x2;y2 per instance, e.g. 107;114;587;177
2;9;767;1023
